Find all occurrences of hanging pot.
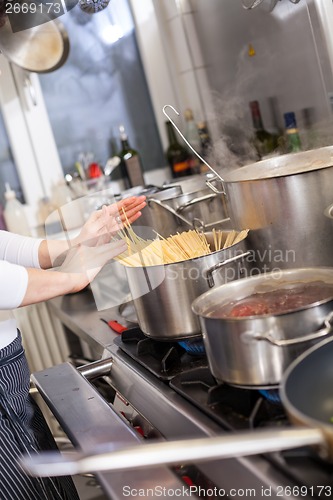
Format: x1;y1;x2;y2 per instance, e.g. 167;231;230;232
0;15;69;73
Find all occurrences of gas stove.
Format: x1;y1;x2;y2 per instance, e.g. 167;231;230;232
32;323;333;500
111;329;333;497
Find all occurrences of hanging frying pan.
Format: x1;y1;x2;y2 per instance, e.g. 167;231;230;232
20;337;333;476
0;14;69;73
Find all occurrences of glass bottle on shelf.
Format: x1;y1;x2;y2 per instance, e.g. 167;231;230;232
197;121;212;173
284;112;302;153
3;184;31;236
118;125;145;189
165;121;192;178
249;100;279;159
184;108;201;175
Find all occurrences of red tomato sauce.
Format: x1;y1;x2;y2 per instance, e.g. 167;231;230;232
207;282;333;318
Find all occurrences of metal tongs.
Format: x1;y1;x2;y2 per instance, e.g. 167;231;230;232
162;105;226;195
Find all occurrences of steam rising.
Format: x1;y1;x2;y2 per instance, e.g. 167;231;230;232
205;42;333;178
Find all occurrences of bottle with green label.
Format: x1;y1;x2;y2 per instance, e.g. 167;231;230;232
165;121;192;178
284;112;302;153
118;125;145;188
249;100;279;159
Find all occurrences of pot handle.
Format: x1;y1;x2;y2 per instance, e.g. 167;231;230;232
205;251;250;288
254;311;333;346
324;203;333;219
176;193;217;212
147;198;193;227
205;178;226;196
202;218;231;229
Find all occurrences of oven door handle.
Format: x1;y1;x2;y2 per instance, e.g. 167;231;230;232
21;427;324;477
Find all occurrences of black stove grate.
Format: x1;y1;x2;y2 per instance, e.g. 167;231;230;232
169;366;287;430
113;328;333;495
114;329;207;381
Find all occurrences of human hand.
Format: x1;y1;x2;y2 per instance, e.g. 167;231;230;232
72;195;146;247
56;238;127;290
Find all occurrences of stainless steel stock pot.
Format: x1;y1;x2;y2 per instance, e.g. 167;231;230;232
222;146;333;270
124;232;250;340
192;267;333;388
133;176;230;238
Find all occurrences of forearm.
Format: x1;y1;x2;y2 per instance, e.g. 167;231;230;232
38;239;72;269
20;267;87;306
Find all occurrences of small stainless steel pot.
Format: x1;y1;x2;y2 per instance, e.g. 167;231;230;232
192;267;333;388
124;232;250;340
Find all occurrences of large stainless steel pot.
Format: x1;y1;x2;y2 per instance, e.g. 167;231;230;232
139;186;230;238
192;267;333;388
222;146;333;270
162;173;214;194
124;232;250;340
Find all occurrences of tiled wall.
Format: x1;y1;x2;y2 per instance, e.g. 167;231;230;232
155;0;214;126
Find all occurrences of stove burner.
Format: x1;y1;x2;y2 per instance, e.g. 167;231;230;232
114;329;207;380
169;367;286;430
259;389;281;404
178;339;206;355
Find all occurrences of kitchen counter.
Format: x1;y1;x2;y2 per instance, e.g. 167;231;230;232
47;287;134;356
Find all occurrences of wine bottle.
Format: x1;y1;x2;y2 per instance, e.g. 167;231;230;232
118;125;145;188
284;112;302;153
165;121;192;178
197;121;212;173
249;100;279;159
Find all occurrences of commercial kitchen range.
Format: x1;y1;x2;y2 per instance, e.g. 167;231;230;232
29;288;333;500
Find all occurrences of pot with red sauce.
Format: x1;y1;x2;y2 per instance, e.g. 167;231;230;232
192;267;333;388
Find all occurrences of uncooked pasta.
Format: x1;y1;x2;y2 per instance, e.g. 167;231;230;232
114;213;249;267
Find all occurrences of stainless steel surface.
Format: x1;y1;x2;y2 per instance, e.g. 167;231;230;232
163;174;211;194
77;358;113;380
147;197;193;227
189;0;333;128
0;16;69;73
254;310;333;346
192;267;333;387
138;186;230;237
22;427;324;476
37;292;316;499
125;232;249;339
47;290;121;354
146;185;182;200
242;0;265;10
161;187;230;230
223;146;333;270
31;361;190;500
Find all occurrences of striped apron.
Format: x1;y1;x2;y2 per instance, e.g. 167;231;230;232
0;332;80;500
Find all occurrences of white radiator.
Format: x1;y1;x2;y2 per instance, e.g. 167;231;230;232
14;302;71;437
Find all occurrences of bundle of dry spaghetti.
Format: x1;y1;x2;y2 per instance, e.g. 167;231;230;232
114;216;249;267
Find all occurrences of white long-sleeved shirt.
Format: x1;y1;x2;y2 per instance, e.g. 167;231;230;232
0;231;42;349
